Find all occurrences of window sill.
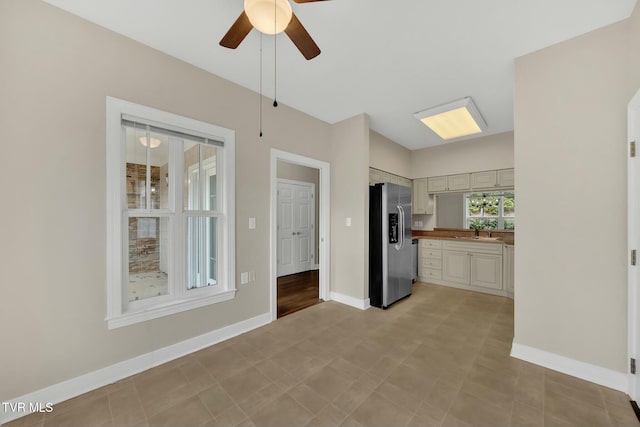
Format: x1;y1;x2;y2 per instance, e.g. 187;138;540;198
106;289;236;329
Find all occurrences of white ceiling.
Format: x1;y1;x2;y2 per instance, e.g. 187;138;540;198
44;0;638;150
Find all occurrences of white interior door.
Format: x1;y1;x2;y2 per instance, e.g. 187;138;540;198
277;180;315;277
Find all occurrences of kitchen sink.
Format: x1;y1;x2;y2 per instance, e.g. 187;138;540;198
453;236;501;241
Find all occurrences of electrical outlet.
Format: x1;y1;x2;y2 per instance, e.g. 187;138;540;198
249;218;256;229
240;272;249;285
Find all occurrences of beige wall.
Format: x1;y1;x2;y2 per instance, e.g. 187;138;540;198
369;130;411;178
514;12;638;372
330;114;370;299
0;0;340;401
436;193;465;228
411;131;514;179
277;161;320;265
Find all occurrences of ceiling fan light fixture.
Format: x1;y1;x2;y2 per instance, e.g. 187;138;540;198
244;0;293;35
414;97;487;140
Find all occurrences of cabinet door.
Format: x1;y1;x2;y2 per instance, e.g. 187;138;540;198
471;171;497;189
470;254;502;290
412;179;426;214
412;179;432;214
442;251;470;284
398;177;412;187
447;174;470;191
427;176;447;193
369;169;382;185
503;245;514;292
497;169;515;187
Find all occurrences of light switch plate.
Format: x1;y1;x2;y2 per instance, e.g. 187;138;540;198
240;272;249;284
249;218;256;229
346;217;352;227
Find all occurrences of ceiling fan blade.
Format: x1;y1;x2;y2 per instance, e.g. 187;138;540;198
284;12;321;60
220;11;253;49
292;0;330;3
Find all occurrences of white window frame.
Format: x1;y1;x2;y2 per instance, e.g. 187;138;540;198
106;97;235;329
464;191;515;230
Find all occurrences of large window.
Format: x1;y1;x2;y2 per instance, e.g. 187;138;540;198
465;192;515;230
106;97;235;329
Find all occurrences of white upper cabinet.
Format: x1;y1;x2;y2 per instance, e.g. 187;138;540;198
419;168;514;194
447;174;470;191
427;174;470;192
369;169;383;184
471;170;497;189
497;169;515;187
369;168;411;188
427;176;447;192
412;178;433;214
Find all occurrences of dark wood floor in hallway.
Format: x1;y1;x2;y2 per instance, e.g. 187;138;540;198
277;270;322;318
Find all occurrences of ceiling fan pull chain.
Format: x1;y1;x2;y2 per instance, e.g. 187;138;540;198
273;0;278;108
259;32;263;137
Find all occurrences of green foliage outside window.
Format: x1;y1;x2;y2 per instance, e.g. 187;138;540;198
466;192;515;230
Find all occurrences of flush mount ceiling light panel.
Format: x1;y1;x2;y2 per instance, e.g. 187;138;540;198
414;97;487;141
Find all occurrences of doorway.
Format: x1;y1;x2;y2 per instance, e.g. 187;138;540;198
271;149;330;321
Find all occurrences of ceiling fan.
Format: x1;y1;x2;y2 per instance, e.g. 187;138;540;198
220;0;329;60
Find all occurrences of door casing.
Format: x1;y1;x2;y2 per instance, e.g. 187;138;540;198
270;149;330;321
628;88;640;399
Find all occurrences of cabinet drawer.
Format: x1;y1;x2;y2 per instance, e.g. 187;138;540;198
421;258;442;269
423;249;442;259
420;239;442;249
422;268;442;280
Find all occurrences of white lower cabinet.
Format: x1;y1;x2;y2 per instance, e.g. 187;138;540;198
469;254;502;290
503;244;514;294
418;239;443;280
417;238;511;297
442;251;470;284
442;251;502;290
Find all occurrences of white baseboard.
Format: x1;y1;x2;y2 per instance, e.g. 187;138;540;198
313;264;320;270
0;312;272;425
511;342;629;393
330;292;370;310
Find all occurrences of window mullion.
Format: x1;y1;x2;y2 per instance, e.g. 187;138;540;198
145;128;151;211
172;138;184;298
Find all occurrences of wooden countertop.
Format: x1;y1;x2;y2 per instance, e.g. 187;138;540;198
412;228;514;245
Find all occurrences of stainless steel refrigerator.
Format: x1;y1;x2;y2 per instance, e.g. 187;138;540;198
369;182;413;309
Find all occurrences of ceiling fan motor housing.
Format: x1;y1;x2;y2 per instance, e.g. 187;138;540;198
244;0;293;35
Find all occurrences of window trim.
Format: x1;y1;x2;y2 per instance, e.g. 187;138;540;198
106;97;235;329
464;191;515;230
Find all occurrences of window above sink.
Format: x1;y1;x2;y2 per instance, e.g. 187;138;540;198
465;191;515;230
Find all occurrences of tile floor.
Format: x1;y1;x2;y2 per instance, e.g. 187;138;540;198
4;283;639;427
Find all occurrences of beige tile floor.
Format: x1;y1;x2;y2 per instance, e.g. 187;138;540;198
4;282;639;427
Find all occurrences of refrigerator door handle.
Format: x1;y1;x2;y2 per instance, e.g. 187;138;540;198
396;205;405;251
